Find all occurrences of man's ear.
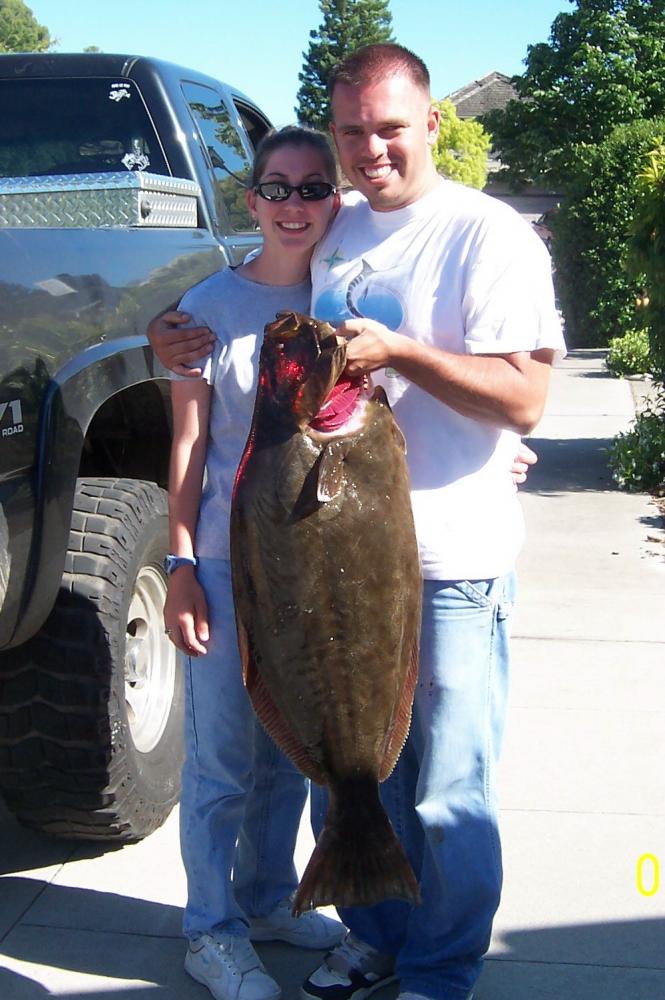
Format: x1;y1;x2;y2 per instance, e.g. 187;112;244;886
426;104;440;146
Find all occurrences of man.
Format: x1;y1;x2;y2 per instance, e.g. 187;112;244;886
150;43;563;1000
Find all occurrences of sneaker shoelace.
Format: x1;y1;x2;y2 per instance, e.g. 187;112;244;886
212;936;261;974
327;935;379;975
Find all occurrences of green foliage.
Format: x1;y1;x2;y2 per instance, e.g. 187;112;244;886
551;117;665;348
296;0;394;130
627;138;665;379
0;0;52;53
608;391;665;493
609;139;665;495
483;0;665;188
606;329;652;377
432;100;489;190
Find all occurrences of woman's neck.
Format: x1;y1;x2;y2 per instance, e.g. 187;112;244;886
241;245;311;286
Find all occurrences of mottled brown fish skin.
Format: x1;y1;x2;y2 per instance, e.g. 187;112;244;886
230;311;421;913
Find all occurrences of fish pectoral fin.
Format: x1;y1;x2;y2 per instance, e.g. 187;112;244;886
317;441;350;503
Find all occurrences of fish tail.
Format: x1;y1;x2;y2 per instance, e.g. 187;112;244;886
292;776;420;915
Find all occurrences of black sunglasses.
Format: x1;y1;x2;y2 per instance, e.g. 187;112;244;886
254;181;336;202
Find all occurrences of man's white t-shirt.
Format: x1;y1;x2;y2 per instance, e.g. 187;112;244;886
311;178;565;580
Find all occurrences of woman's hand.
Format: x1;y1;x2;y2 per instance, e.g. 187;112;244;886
163;567;210;656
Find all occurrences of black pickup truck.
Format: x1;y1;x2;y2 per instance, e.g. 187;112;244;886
0;53;271;841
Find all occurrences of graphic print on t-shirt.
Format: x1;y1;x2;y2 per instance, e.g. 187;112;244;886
314;257;406;332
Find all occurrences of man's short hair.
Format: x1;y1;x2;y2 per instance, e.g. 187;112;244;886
329;43;431;100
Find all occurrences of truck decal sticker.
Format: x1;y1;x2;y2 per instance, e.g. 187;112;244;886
0;399;24;437
122;151;150;171
109;84;131;102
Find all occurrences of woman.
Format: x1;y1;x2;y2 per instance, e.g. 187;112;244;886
163;126;344;1000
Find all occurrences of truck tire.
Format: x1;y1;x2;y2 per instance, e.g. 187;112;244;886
0;478;182;841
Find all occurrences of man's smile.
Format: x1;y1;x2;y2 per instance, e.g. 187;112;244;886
361;164;393;180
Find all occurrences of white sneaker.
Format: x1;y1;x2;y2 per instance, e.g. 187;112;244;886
250;897;346;949
185;932;282;1000
300;932;395;1000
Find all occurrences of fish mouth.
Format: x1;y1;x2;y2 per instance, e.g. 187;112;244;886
309;373;369;432
263;311;353;427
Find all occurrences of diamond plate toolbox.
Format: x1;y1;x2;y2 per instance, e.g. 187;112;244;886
0;172;201;228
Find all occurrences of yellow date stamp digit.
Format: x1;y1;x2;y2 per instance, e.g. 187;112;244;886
636;854;660;897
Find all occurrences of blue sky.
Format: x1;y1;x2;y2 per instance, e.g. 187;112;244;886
28;0;569;126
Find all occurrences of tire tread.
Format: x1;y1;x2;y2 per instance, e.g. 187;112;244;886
0;477;179;842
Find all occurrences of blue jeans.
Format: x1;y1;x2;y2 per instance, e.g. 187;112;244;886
179;558;309;939
311;573;516;1000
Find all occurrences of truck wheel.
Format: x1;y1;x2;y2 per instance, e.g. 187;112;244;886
0;478;182;841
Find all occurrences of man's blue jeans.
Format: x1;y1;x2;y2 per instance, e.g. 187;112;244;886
311;572;517;1000
179;558;308;939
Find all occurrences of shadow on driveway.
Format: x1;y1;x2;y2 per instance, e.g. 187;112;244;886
0;876;664;999
520;437;617;494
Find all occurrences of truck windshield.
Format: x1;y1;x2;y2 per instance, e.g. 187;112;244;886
0;78;169;178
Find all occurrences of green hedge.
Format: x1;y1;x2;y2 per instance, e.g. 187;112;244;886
609;393;665;494
628;137;665;380
605;328;652;377
552;117;665;349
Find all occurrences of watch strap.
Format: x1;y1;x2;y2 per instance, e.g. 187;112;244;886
164;554;198;576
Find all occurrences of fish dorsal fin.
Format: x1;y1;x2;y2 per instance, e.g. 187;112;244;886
235;616;327;785
378;632;420;782
317;440;351;503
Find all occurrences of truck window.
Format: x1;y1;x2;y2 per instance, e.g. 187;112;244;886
0;78;169;178
182;81;254;233
234;102;271;154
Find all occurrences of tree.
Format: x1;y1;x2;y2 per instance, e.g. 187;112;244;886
483;0;665;188
296;0;393;130
433;100;490;190
0;0;52;53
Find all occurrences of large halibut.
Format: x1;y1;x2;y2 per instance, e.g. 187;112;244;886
230;311;421;913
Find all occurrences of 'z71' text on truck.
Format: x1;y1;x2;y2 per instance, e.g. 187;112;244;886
0;53;271;841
